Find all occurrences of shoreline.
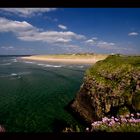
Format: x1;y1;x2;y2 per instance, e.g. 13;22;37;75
21;56;107;64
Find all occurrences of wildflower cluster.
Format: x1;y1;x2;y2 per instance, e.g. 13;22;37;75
85;113;140;132
0;125;5;132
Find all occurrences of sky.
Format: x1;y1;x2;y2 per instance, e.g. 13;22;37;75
0;8;140;55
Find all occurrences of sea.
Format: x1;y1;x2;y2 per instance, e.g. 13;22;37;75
0;56;90;132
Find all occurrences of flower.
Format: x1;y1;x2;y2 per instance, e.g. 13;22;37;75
111;116;114;119
121;118;127;123
114;118;119;122
0;125;5;132
130;114;134;117
125;114;130;118
136;113;140;117
102;117;108;123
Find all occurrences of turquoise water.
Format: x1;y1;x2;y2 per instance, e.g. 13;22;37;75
0;57;90;132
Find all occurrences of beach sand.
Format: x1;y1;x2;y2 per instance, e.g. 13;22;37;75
21;55;108;64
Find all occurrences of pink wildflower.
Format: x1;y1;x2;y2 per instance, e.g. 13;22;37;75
136;113;140;117
125;114;130;118
114;118;119;122
111;116;114;119
0;125;5;132
121;118;127;123
102;117;108;123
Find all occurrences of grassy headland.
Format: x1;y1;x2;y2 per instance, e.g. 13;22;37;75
70;54;140;132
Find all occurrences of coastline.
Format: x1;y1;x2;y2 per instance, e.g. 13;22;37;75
21;55;108;64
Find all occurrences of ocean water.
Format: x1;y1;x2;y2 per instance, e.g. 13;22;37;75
0;57;90;132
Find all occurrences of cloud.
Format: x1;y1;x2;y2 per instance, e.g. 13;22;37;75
0;8;57;17
85;37;116;50
128;32;139;36
85;37;98;45
18;31;85;43
0;17;86;45
85;37;127;51
96;41;135;53
97;41;116;50
1;46;14;50
0;17;35;33
58;24;67;30
58;44;88;53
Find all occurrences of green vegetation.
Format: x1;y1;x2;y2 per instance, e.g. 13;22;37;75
71;54;140;132
63;113;140;132
86;54;140;78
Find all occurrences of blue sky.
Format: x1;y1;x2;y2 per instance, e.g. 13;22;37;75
0;8;140;55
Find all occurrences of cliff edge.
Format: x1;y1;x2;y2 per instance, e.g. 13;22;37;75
71;55;140;124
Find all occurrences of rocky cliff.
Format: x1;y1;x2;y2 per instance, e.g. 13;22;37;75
71;55;140;124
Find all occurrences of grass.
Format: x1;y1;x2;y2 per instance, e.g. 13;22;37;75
63;113;140;132
85;54;140;89
86;54;140;76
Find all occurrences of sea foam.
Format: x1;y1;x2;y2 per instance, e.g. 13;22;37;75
37;63;62;68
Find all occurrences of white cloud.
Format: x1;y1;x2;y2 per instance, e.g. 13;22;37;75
85;39;96;44
128;32;139;36
58;24;67;30
85;37;118;50
0;17;86;45
0;17;35;33
85;37;98;45
18;31;85;43
91;37;98;40
0;8;57;17
60;44;87;53
85;38;116;50
97;41;116;50
1;46;14;50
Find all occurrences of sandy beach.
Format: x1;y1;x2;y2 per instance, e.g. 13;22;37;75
21;55;108;64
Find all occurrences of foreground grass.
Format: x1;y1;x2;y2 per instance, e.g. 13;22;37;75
63;113;140;132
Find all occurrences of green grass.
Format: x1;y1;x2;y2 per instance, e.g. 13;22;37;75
86;55;140;87
87;55;140;75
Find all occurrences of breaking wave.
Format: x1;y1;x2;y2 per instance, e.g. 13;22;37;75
37;63;62;68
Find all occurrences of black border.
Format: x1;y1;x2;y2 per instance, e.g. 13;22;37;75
0;0;140;7
0;132;139;140
0;0;140;139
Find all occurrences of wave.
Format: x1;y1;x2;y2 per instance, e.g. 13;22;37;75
68;65;84;68
11;73;18;76
11;72;31;76
0;71;31;78
18;72;31;75
77;66;84;68
37;63;62;68
12;59;17;63
0;63;11;66
24;61;36;64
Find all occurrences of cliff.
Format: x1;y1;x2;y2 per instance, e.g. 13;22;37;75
71;55;140;124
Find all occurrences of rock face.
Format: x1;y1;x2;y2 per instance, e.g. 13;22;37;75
71;55;140;123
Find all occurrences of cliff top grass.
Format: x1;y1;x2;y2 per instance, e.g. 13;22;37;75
86;54;140;77
85;54;140;90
